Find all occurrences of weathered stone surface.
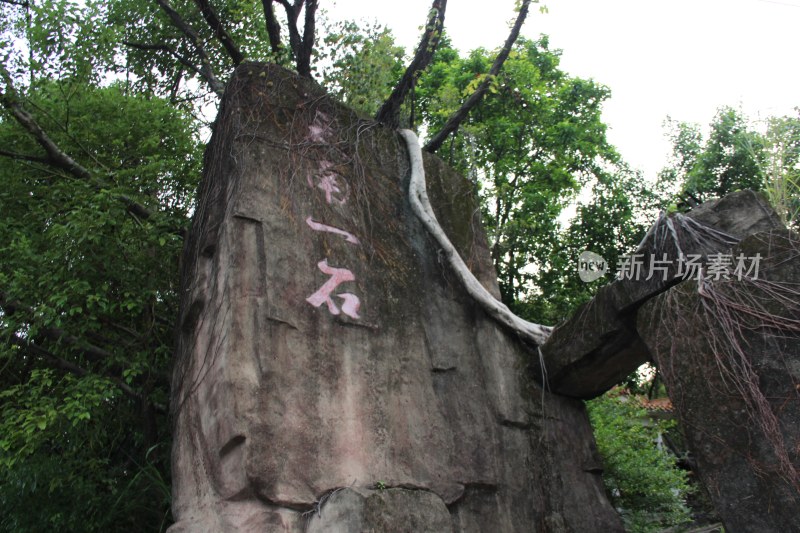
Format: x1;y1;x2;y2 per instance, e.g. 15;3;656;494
638;229;800;533
686;189;784;239
169;63;622;532
538;191;783;398
305;487;451;532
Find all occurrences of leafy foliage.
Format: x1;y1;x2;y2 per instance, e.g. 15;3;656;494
415;36;653;323
0;74;201;530
534;169;654;322
762;113;800;228
660;107;767;206
318;19;405;116
660;106;800;229
587;394;693;533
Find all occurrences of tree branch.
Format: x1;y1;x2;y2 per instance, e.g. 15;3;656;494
272;0;316;77
124;41;204;78
0;99;157;217
0;148;51;165
0;66;92;180
297;0;317;77
2;289;167;413
0;294;115;365
424;0;531;153
1;62;158;221
375;0;447;127
278;0;302;71
260;0;283;55
9;333;90;377
192;0;244;66
154;0;226;96
7;334;166;414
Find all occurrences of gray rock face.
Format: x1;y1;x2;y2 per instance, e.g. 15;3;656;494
169;63;622;532
638;229;800;532
686;189;785;239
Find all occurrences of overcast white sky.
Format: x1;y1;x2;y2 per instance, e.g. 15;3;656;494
327;0;800;179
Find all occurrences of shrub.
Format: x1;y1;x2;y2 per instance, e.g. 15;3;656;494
587;393;693;532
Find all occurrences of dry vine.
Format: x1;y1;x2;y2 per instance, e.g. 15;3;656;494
699;276;799;490
655;268;800;493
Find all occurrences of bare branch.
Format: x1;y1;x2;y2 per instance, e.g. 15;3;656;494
375;0;447;127
279;1;302;71
260;0;283;54
272;0;316;77
154;0;226;96
424;0;531;153
192;0;244;66
298;0;317;77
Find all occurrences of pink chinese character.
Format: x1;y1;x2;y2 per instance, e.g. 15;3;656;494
306;259;361;319
306;217;360;244
306;111;332;142
317;173;347;205
308;161;348;205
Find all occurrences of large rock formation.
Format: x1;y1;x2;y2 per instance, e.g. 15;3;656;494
539;190;799;531
538;190;784;398
169;63;622;532
638;229;800;532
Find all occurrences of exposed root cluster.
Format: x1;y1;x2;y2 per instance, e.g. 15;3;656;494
657;272;800;493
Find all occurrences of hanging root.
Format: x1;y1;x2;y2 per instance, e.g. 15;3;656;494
657;274;800;493
696;277;800;492
399;129;553;346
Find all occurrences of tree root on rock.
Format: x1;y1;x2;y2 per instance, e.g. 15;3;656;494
399;129;552;346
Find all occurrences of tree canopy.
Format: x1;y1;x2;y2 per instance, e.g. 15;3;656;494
659;105;800;227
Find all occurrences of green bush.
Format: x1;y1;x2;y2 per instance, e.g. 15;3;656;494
587;394;692;533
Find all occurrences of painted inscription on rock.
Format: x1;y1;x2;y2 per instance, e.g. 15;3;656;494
303;111;363;320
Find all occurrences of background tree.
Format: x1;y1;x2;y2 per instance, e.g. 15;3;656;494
317;19;405;116
587;393;693;533
0;78;201;531
532;169;654;322
762;112;800;228
659;106;800;228
659;107;767;207
1;1;201;530
415;36;653;323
